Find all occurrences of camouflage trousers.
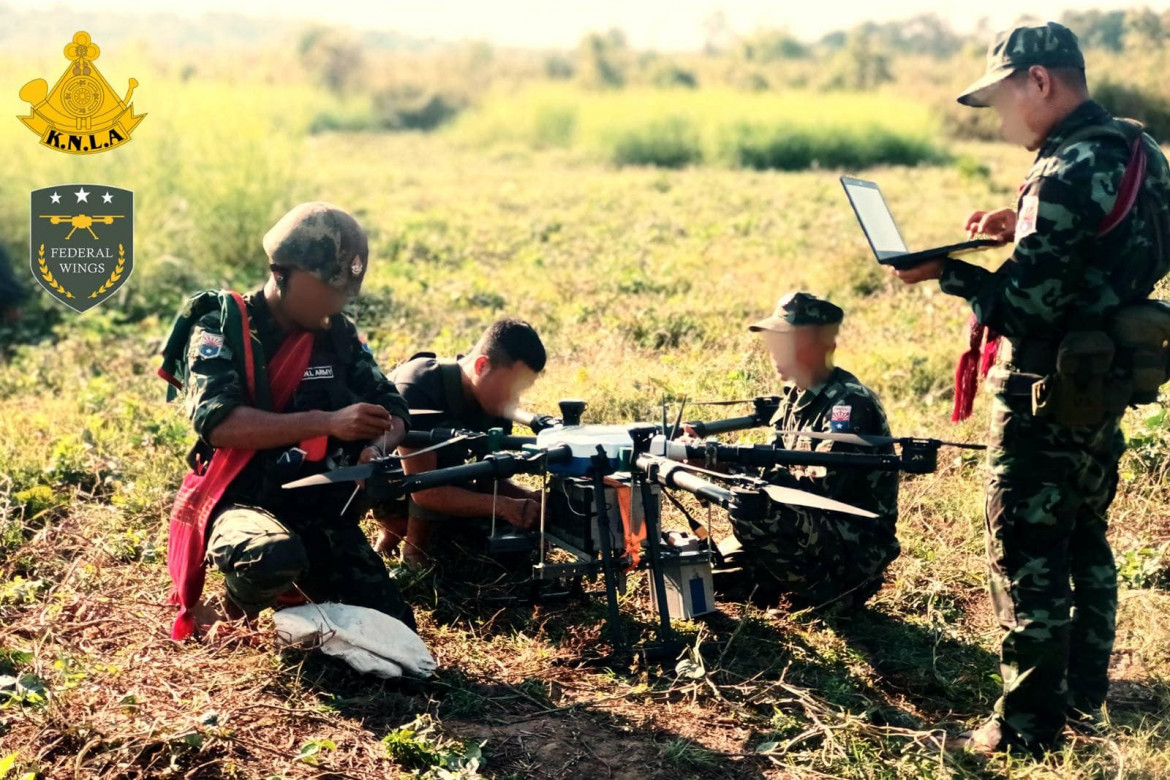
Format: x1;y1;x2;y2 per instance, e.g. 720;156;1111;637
206;504;416;629
984;390;1124;748
722;504;897;610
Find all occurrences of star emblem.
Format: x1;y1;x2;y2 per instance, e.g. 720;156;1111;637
75;187;90;203
49;192;61;204
101;192;113;204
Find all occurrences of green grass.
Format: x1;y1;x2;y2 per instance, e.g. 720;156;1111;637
448;84;947;170
1;74;1169;778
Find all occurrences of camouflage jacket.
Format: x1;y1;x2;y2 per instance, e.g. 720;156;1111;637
730;367;901;580
165;288;410;520
940;100;1170;344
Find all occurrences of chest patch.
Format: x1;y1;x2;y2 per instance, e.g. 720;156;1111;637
196;332;224;360
830;404;852;433
303;365;335;381
1016;194;1040;241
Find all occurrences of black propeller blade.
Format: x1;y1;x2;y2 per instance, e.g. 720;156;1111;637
776;430;986;451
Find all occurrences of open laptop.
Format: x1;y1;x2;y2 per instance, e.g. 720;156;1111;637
840;176;998;269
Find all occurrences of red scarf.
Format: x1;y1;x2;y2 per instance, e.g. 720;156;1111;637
164;293;314;639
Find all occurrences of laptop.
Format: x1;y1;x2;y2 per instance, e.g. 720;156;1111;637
840;176;998;269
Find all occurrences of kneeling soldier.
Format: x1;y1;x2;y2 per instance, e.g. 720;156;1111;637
160;202;415;638
712;292;900;610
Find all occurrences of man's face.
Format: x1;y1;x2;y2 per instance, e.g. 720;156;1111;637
988;70;1047;151
280;270;350;330
473;358;539;417
760;327;833;386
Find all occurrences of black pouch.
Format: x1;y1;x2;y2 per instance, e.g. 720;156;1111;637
1031;331;1115;427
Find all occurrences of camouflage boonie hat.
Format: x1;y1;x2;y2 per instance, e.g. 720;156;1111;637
749;292;843;333
958;22;1085;108
262;202;368;297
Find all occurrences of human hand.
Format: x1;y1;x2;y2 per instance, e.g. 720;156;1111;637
965;208;1016;244
890;259;944;285
329;403;392;441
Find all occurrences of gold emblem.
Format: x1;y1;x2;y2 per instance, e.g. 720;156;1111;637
17;32;145;154
351;255;364;276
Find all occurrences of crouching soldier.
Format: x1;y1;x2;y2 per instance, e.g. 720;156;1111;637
709;292;900;610
159;202;415;639
374;318;547;568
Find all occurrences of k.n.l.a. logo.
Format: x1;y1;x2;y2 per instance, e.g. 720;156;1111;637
30;184;133;312
303;366;335;381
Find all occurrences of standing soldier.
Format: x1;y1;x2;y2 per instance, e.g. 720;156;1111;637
894;23;1170;755
159;202;416;639
699;292;900;610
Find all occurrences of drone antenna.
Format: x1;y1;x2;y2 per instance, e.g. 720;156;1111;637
670;396;687;440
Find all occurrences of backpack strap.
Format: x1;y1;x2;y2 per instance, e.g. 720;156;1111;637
228;292;256;404
1051;119;1148;238
437;359;465;420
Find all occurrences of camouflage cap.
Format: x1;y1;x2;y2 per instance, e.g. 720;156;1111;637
749;292;843;333
262;202;369;297
958;22;1085;108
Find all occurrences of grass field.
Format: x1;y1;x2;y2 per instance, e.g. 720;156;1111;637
2;80;1170;779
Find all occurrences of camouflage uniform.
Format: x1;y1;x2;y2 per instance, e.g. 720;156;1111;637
945;24;1170;749
723;293;900;609
166;203;415;627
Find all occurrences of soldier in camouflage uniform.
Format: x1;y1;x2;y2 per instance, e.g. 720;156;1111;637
161;202;416;630
713;293;900;610
895;23;1170;754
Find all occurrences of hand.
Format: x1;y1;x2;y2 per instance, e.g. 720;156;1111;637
502;497;540;530
359;445;381;464
381;416;408;450
889;259;944;285
328;403;392;442
965;208;1016;244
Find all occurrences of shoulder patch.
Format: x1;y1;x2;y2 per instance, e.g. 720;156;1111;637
195;331;224;360
830;404;852;432
1016;194;1039;241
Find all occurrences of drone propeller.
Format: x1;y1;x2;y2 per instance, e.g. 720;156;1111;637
282;435;472;489
688;398;757;407
284;463;380;489
761;485;878;518
777;430;986;451
658;460;877;518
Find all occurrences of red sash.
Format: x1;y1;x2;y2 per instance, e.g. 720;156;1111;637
166;293;314;639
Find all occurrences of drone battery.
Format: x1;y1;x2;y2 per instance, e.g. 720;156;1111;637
544;476;624;555
648;536;715;619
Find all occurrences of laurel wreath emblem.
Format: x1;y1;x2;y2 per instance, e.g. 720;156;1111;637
37;243;74;299
89;243;126;298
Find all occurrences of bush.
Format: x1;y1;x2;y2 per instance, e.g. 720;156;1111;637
1095;79;1170;142
717;122;944;171
451;87;944;172
604;116;702;168
372;86;467;132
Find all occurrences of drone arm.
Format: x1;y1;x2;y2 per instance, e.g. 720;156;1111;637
681;414;764;438
634;454;736;508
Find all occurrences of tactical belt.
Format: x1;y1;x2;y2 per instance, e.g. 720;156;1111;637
991;338;1060;397
1008;338;1059;375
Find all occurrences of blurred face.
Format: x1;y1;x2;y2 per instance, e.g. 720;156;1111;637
988;68;1052;151
760;326;834;387
471;356;539;417
278;269;350;330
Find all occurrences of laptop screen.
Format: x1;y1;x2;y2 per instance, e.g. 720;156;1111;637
841;179;908;255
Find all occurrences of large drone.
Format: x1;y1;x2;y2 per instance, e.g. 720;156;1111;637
284;397;984;656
